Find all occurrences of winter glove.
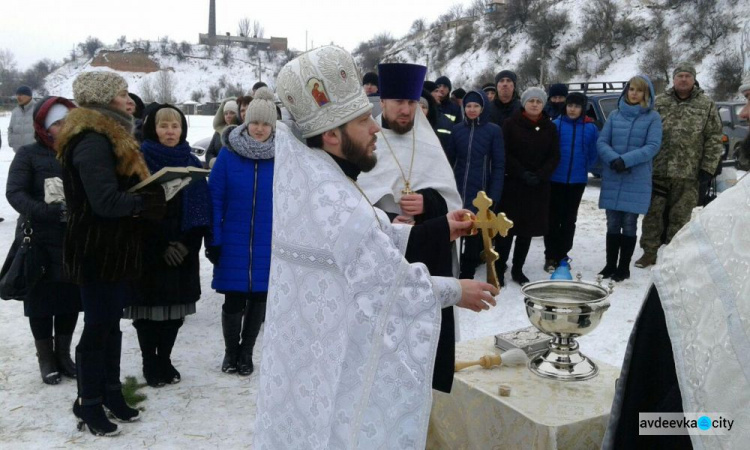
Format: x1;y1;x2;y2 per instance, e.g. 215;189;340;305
698;170;714;206
205;245;221;265
698;170;713;185
521;171;540;186
137;184;167;221
610;157;627;173
59;203;68;223
163;243;185;267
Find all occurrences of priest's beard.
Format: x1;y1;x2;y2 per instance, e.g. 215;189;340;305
383;114;415;135
341;129;378;172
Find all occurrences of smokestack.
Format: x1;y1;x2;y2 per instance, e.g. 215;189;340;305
209;0;216;38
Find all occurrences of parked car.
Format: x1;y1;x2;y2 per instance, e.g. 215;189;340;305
716;101;748;168
191;136;210;167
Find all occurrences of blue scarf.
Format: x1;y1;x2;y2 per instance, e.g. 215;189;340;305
140;139;211;232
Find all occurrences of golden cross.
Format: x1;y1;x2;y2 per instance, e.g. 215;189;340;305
401;181;414;196
467;191;513;289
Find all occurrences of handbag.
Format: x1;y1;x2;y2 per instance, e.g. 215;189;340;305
0;221;49;301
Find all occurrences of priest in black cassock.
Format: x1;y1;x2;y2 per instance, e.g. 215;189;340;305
358;63;464;392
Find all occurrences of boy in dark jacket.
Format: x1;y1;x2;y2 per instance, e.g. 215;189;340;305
446;90;505;279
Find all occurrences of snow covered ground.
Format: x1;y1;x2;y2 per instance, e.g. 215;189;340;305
0;112;654;447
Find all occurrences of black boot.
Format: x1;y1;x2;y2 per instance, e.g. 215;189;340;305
35;338;61;385
74;348;119;436
510;237;531;286
222;311;243;373
158;320;183;384
238;302;265;376
613;235;636;282
54;334;77;379
102;331;140;422
598;234;621;279
134;320;164;388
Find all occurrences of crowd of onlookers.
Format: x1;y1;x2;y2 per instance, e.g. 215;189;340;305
3;57;746;437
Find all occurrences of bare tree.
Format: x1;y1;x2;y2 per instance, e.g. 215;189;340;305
409;18;426;35
238;17;252;37
638;31;673;93
140;79;155;103
467;0;487;17
252;20;265;39
0;48;16;73
78;36;104;59
712;52;744;101
155;70;176;103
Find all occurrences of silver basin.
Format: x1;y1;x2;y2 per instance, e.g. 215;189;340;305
522;279;612;381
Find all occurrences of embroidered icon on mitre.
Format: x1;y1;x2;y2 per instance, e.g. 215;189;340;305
306;77;330;107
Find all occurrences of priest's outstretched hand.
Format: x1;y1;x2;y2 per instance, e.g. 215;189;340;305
447;209;476;241
457;280;498;312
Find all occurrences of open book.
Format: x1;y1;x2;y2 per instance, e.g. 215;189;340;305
128;166;211;193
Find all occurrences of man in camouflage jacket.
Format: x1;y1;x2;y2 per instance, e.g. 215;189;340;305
635;62;723;268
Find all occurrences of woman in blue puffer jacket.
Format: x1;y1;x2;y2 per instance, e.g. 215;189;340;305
446;89;505;279
207;88;276;376
597;75;662;282
543;92;599;271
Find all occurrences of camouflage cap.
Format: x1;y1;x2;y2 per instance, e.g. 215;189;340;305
672;61;696;78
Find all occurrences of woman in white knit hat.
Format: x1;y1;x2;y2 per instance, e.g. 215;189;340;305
495;86;560;286
205;98;241;167
206;87;276;376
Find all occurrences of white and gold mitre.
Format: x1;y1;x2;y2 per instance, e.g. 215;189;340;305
276;45;373;138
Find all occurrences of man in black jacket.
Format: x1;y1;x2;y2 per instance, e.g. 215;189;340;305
434;75;463;124
488;70;522;127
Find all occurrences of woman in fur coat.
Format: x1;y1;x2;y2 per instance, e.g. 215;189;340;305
56;72;166;436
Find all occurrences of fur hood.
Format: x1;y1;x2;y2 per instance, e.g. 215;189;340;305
55;107;150;181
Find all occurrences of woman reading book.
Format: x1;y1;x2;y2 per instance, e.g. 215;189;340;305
124;104;211;388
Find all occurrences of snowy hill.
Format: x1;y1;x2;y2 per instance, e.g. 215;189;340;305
44;41;292;104
357;0;749;97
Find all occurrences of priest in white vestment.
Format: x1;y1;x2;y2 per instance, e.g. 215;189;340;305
603;83;750;449
254;46;499;450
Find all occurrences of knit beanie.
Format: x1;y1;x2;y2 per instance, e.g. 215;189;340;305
362;72;379;86
252;81;268;92
244;87;277;130
16;85;32;97
494;70;518;86
435;76;452;91
549;83;568;98
482;83;497;93
672;61;696;78
565;92;587;108
44;104;70;130
521;87;547;107
224;100;239;114
738;75;750;95
73;71;128;106
423;80;438;92
452;88;466;99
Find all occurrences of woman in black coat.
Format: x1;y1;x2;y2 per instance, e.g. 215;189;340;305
57;72;166;436
124;104;210;387
6;96;81;385
497;87;560;285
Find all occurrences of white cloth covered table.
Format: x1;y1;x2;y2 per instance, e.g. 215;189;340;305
427;336;619;450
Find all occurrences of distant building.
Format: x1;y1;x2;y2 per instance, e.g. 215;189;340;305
198;34;288;52
486;0;507;14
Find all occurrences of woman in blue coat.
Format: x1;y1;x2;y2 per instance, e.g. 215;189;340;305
597;75;662;281
544;92;599;270
207;88;276;376
446;89;505;279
